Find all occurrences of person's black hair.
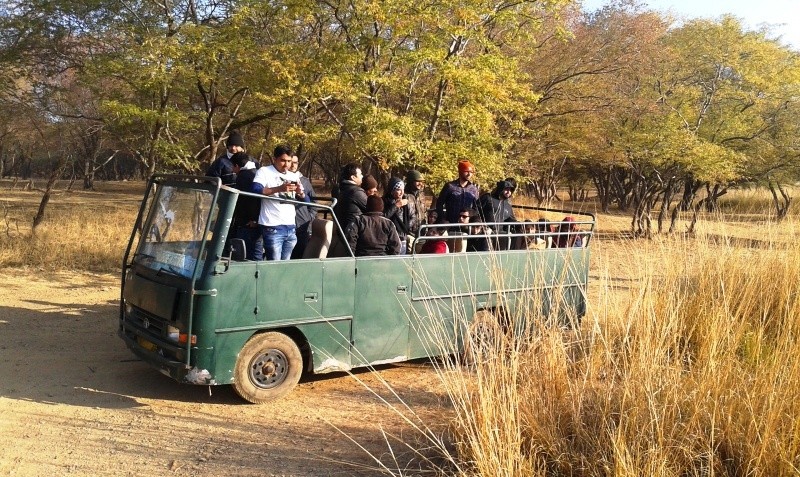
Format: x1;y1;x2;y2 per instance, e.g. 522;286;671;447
273;144;293;158
230;151;249;168
460;207;480;222
339;163;361;182
503;177;517;190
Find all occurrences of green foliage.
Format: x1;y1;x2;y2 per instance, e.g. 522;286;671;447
1;0;799;214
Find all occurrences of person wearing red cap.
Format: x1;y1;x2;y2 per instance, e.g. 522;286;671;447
435;160;479;224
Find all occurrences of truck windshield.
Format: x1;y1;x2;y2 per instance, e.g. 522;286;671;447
133;184;217;278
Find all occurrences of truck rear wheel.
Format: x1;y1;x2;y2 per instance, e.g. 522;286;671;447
233;332;303;404
462;309;507;367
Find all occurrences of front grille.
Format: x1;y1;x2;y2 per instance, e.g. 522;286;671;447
127;305;168;339
122;304;186;362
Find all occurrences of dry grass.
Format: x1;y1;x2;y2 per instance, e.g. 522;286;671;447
435;217;800;476
0;180;143;272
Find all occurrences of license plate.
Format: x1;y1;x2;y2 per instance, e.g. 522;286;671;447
137;336;158;352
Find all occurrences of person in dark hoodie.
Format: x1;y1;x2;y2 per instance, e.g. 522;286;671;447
478;177;517;250
207;130;248;186
383;177;417;254
345;195;401;256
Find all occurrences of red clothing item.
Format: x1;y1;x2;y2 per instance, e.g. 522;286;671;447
420;239;448;254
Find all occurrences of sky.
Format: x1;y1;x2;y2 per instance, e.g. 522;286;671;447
581;0;800;49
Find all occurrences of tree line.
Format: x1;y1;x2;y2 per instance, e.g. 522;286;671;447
1;0;798;235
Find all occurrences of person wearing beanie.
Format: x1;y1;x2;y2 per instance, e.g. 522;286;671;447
361;175;379;196
383;177;417;254
206;130;252;186
477;177;518;250
436;160;479;224
345;195;401;256
404;169;427;235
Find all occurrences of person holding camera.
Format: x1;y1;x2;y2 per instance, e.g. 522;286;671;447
251;145;305;261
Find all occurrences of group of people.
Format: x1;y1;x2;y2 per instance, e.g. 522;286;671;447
208;132;317;261
207;131;584;260
332;165;427;256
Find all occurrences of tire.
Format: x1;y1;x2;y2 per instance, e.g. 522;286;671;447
462;310;506;368
233;332;303;404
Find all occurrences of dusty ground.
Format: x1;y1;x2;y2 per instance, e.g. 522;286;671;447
0;269;452;477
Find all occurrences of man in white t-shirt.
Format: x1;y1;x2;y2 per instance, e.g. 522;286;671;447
251;145;306;260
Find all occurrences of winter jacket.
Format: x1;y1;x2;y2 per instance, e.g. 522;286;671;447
383;194;417;241
478;191;515;226
404;184;428;236
333;181;368;232
436;180;479;224
294;175;316;228
345;212;401;256
232;168;260;227
207;153;236;186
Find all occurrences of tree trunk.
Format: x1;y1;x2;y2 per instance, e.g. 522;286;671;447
32;157;70;234
769;181;791;221
657;178;679;234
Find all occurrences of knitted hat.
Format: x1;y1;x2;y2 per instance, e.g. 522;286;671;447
226;131;245;148
361;175;378;191
457;160;474;173
388;177;404;191
366;195;383;213
405;170;425;182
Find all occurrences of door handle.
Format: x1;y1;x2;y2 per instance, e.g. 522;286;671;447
396;285;407;294
304;292;319;302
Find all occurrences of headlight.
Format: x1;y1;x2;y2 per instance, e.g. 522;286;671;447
167;325;180;342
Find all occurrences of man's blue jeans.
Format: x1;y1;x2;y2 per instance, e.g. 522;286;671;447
261;224;297;261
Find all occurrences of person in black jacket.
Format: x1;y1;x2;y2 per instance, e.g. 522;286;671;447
288;155;317;259
332;163;367;232
207;130;247;186
478;178;517;251
383;177;417;254
230;152;263;260
345;195;401;256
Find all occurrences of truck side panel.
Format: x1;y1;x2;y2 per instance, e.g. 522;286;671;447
351;256;414;366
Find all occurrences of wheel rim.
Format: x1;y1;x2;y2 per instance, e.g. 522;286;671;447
249;349;289;389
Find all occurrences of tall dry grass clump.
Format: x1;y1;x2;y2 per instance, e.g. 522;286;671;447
0;183;140;272
438;232;800;476
0;209;134;271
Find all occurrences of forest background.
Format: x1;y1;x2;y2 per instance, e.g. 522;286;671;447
1;0;799;237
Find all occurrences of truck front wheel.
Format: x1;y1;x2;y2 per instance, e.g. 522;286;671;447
233;332;303;404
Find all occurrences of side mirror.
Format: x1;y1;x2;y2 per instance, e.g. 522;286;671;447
227;238;247;261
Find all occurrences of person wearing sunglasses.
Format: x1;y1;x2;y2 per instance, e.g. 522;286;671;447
435;160;479;224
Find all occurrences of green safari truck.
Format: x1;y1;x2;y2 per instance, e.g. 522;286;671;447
119;174;594;403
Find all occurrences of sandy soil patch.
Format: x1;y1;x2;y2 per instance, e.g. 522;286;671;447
0;269;450;476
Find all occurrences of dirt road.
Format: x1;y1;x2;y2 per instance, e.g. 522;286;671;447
0;269;451;476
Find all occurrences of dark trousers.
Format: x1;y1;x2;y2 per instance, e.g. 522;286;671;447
235;225;264;261
290;220;312;259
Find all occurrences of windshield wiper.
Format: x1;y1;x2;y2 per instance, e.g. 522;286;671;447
157;265;183;277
